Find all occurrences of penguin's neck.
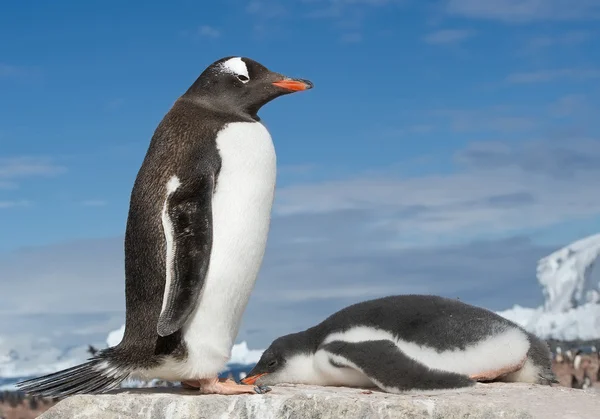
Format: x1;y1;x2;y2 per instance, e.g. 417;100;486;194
179;94;259;122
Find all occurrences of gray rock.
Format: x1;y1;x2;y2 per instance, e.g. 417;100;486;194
39;383;599;419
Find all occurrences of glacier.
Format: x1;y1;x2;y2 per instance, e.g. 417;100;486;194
496;233;600;340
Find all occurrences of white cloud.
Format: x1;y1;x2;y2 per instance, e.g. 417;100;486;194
548;94;587;117
81;200;108;207
0;237;125;316
0;157;65;207
340;32;363;43
506;68;600;84
431;107;538;133
246;1;288;18
0;63;20;78
274;139;600;239
524;30;593;50
0;200;30;209
445;0;600;22
198;25;221;38
0;181;16;190
423;29;474;45
0;157;66;180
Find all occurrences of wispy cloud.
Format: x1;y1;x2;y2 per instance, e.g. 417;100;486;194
548;94;587;117
0;157;66;180
423;29;474;45
445;0;600;22
198;25;221;38
246;1;288;19
432;108;537;133
105;98;125;110
340;32;363;43
0;63;21;78
0;200;30;209
0;181;16;190
524;30;593;50
81;200;108;207
506;68;600;84
0;63;40;80
275;138;600;239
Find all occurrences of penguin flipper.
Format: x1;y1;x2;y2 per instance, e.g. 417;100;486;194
321;339;475;393
157;174;215;337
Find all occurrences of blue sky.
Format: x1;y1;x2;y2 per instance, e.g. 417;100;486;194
1;0;600;351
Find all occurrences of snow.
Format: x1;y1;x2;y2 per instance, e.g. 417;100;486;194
228;341;264;365
537;233;600;312
0;328;264;390
106;324;125;347
497;304;600;341
496;233;600;340
495;305;537;328
0;335;90;380
105;323;263;364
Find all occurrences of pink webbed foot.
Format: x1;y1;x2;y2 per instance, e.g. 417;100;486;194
181;377;271;395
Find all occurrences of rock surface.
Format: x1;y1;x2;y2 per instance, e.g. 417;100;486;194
39;383;599;419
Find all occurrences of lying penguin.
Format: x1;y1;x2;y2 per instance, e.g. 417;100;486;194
241;295;556;393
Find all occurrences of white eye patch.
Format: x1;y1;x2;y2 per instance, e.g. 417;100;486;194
219;57;250;83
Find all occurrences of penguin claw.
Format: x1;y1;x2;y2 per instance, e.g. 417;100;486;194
254;385;272;394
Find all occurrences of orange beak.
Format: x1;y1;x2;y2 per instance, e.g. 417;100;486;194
241;373;267;385
272;79;313;91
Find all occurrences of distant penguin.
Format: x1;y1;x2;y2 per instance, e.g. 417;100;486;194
566;349;574;363
582;372;592;390
18;56;313;397
555;346;564;363
242;295;557;393
573;349;583;370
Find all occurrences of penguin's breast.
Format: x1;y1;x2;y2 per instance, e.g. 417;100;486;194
183;121;276;353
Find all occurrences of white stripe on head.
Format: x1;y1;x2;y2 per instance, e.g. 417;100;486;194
219;57;250;80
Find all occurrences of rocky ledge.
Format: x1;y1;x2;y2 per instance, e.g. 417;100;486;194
39;382;599;419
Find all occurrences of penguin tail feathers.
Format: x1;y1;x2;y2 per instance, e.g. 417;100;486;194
16;350;130;398
525;333;559;386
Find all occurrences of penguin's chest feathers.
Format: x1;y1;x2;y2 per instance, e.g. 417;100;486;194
202;121;276;311
180;121;276;374
208;121;277;281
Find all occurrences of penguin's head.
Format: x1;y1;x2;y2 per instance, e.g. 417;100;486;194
241;330;316;386
185;56;313;119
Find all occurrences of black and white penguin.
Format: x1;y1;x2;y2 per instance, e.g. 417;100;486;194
18;56;313;397
242;295;557;393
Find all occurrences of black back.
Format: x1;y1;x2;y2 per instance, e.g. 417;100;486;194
247;295;526;380
269;295;521;357
117;101;240;367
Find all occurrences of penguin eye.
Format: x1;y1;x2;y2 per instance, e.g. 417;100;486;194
237;74;249;83
268;360;277;367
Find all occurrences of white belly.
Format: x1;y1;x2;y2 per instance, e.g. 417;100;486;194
151;121;276;380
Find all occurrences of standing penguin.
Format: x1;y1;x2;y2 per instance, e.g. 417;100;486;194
18;56;313;396
242;295;557;393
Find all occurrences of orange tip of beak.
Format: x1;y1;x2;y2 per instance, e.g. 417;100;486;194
241;373;267;385
272;79;313;91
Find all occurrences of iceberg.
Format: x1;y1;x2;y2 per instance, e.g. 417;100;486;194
497;233;600;340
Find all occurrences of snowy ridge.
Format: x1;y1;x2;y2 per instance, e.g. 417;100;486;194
0;327;264;390
497;233;600;340
105;324;264;365
537;233;600;312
